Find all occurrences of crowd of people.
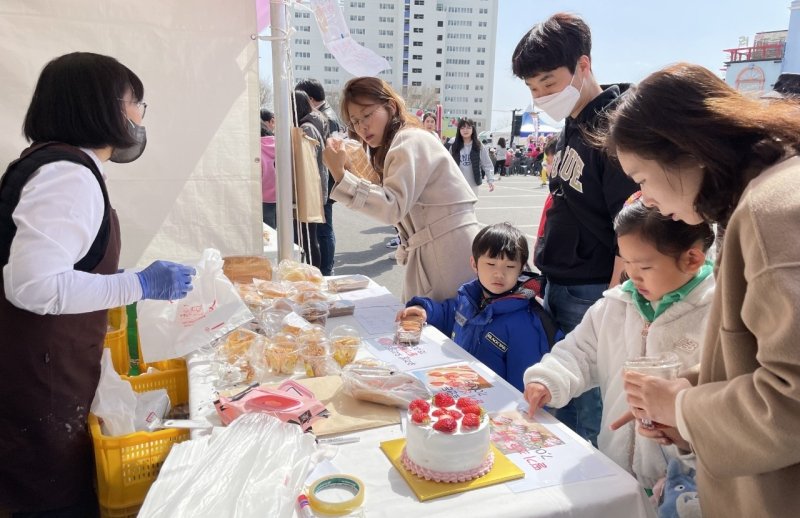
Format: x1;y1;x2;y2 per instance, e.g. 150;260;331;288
2;9;799;517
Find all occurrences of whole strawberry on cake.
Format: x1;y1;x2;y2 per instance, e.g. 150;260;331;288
401;392;493;482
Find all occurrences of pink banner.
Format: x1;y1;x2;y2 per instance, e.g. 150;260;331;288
256;0;270;32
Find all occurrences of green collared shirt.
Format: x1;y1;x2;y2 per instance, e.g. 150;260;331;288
621;261;713;323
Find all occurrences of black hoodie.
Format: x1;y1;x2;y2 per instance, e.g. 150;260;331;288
534;85;637;285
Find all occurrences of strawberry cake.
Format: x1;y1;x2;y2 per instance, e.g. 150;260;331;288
401;393;493;483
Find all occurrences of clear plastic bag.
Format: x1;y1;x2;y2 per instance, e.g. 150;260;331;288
341;359;431;408
138;413;317;517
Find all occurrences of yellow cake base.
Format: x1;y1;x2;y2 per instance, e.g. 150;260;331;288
380;438;524;502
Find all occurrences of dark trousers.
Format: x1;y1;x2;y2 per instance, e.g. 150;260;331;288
317;201;336;276
543;281;607;447
262;202;276;228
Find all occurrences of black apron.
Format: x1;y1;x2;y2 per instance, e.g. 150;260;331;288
0;143;121;512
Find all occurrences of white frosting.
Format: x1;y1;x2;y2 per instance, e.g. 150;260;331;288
405;408;490;473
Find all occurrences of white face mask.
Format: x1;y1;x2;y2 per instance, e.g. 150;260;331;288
533;71;585;121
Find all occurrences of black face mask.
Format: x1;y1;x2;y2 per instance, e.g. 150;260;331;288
110;119;147;163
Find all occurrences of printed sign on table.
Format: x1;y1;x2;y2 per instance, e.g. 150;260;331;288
490;410;616;492
409;362;522;413
364;335;467;371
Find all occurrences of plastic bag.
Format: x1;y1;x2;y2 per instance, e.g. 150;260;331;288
135;389;171;432
341;359;431;407
91;349;137;436
138;413;317;518
138;248;255;363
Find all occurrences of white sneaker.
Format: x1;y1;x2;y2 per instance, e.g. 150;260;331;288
386;237;401;248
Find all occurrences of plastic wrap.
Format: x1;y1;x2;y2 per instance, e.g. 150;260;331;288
138;413;317;517
341;359;431;407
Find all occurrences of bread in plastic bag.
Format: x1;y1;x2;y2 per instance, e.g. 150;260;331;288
341;359;431;407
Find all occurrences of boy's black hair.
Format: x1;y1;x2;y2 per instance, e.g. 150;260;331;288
511;13;592;79
543;134;558;156
614;199;715;260
472;222;529;266
295;78;326;102
24;52;143;149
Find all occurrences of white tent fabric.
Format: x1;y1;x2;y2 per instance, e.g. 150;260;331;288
0;0;262;267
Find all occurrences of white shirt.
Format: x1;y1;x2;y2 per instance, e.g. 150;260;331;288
3;148;142;315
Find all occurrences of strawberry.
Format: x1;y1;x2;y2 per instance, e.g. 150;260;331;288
433;392;455;408
432;416;457;433
445;409;463;420
408;399;430;414
455;397;479;409
461;404;483;416
461;413;481;429
410;409;430;425
431;409;448;418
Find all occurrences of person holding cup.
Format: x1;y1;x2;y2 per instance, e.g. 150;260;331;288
604;63;800;516
322;77;481;301
522;197;715;489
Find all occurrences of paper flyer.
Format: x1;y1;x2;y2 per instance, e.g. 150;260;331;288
364;335;467;371
409;362;522;413
489;410;616;492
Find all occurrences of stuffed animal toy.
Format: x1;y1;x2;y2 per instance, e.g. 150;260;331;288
658;458;701;518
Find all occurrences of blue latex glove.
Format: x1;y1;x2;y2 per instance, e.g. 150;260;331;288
136;260;196;300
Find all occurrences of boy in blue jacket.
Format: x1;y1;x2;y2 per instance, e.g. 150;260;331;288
398;222;562;392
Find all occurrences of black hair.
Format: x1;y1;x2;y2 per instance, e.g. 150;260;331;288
23;52;143;148
614;199;714;261
422;112;436;123
451;118;482;160
497;137;506;148
260;108;274;137
472;222;529;266
511;13;592;79
295;79;326;102
543;134;558;156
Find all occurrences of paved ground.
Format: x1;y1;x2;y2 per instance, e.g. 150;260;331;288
330;174;550;299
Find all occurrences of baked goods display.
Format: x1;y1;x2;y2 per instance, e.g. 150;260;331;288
329;325;362;368
265;333;300;375
395;316;425;345
326;274;370;293
401;393;493;483
276;259;324;285
341;359;431;407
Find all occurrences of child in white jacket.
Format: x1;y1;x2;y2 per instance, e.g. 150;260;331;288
523;196;715;489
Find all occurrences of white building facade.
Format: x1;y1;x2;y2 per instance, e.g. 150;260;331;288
291;0;499;134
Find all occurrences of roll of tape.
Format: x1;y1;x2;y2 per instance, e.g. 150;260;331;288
306;474;365;515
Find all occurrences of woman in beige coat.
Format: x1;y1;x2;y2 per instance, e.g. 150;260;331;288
604;63;800;517
323;77;480;301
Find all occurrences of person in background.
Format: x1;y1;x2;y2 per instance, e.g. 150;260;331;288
422;111;439;140
260;108;275;136
495;137;507;178
322;77;481;300
450;118;495;195
400;222;561;392
532;135;559;297
511;12;638;446
525;198;715;491
761;72;800;100
292;90;328;271
260;109;277;228
604;63;800;517
0;52;195;517
295;79;339;276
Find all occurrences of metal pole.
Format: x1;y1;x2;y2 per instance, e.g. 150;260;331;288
509;109;517;149
270;0;294;262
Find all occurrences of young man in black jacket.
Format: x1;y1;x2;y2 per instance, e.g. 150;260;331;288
295;79;342;276
511;13;637;447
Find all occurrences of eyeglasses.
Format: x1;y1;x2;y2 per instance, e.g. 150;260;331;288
348;104;384;131
118;98;148;119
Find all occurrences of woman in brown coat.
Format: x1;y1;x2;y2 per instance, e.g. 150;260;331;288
323;77;480;301
604;63;800;517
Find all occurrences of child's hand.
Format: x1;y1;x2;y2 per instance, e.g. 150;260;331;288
396;305;427;323
524;382;551;418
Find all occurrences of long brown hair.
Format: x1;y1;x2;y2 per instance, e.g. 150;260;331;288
340;77;419;174
603;63;800;225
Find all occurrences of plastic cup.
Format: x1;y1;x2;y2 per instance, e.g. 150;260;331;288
330;325;362;367
265;341;300;375
300;338;340;377
623;352;682;427
299;301;330;328
394;318;424;346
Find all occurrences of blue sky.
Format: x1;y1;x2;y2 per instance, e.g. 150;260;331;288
260;0;792;130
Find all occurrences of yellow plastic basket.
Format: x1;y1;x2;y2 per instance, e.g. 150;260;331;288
103;306;129;375
91;359;190;517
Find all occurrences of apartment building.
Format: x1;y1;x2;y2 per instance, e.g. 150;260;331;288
291;0;499;134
